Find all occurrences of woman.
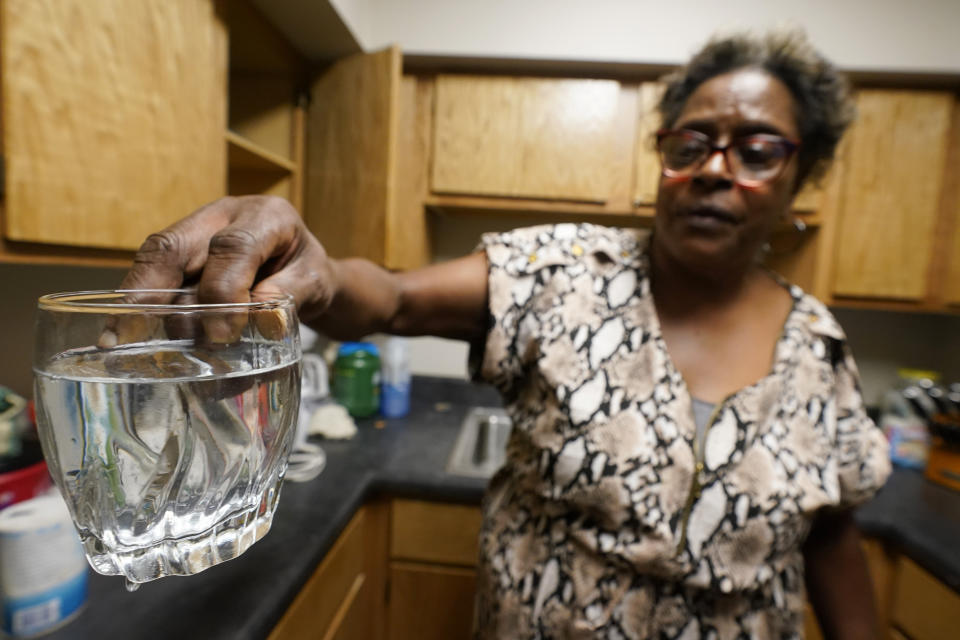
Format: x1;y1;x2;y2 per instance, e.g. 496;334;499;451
122;31;889;639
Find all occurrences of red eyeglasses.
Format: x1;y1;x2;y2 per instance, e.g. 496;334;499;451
656;129;800;188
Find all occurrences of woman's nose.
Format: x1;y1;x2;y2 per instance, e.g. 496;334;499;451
694;149;734;186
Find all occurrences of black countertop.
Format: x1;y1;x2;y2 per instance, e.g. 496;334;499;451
855;467;960;592
47;378;960;639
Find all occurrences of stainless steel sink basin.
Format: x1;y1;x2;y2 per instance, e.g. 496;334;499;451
446;407;512;478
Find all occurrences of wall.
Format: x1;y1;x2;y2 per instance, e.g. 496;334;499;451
833;308;960;406
350;0;960;74
328;0;372;46
0;264;126;398
250;0;362;60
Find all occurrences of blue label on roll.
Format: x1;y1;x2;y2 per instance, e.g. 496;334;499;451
2;570;87;637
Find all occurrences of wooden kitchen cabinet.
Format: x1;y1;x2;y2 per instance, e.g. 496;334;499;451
426;74;640;218
810;536;960;640
390;499;483;566
1;0;227;252
292;56;960;303
861;537;898;636
632;81;665;208
829;89;955;302
804;537;913;640
432;75;622;203
944;233;960;307
270;499;481;640
269;504;389;640
944;221;960;307
271;499;960;640
387;499;483;640
387;562;477;640
804;604;824;640
890;556;960;640
0;0;308;265
305;47;430;270
937;100;960;308
225;1;307;211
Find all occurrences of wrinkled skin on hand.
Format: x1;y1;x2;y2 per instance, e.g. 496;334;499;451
113;196;336;344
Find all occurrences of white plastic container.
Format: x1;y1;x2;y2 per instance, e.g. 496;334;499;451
380;337;411;418
0;492;88;637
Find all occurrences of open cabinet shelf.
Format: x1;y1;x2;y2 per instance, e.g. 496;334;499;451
226;130;297;173
225;0;306;209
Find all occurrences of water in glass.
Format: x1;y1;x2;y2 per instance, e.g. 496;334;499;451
34;339;300;583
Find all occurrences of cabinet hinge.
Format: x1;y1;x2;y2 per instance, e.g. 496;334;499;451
295;87;311;110
0;156;5;198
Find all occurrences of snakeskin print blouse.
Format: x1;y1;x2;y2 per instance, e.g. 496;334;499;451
470;224;891;639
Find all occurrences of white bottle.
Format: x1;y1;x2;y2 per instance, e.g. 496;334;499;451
380;337;411;418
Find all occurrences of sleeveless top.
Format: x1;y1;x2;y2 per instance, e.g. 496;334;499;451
470;223;890;639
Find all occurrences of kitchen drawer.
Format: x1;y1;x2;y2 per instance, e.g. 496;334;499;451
390;499;482;566
891;556;960;640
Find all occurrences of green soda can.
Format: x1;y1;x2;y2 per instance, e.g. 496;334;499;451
333;342;381;417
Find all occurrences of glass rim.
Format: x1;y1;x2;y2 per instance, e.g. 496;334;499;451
37;288;296;313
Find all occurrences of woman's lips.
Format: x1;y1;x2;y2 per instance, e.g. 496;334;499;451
680;206;742;231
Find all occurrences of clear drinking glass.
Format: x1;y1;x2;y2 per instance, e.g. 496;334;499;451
33;290;301;586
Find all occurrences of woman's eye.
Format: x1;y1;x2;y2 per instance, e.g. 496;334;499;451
670;141;705;164
738;143;779;167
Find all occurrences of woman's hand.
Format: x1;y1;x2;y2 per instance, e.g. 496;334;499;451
121;196;337;322
120;195;490;343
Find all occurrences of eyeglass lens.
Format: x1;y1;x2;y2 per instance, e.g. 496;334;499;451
659;133;790;182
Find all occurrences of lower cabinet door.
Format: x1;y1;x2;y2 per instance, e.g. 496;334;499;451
891;557;960;640
803;604;824;640
387;562;477;640
268;508;370;640
329;573;377;640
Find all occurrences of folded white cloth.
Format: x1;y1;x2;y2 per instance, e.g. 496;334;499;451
308;403;358;440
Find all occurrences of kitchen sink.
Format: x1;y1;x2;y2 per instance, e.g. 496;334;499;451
446;407;512;478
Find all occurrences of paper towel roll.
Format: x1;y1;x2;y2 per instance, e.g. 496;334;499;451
0;493;88;637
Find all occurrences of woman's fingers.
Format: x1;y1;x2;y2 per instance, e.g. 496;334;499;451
193;198;307;343
120;198;238;295
103;199;239;347
113;195;327;345
195;196;305;305
250;240;337;340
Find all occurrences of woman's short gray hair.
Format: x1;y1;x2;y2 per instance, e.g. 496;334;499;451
659;30;855;186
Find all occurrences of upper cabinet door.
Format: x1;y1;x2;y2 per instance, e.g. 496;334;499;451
305;47;401;265
631;82;664;208
942;204;960;307
431;75;621;203
2;0;227;250
945;225;960;307
831;90;953;301
942;100;960;308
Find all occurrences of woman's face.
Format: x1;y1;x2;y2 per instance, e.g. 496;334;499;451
654;68;801;273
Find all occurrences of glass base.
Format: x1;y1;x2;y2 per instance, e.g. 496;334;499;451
82;485;282;583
